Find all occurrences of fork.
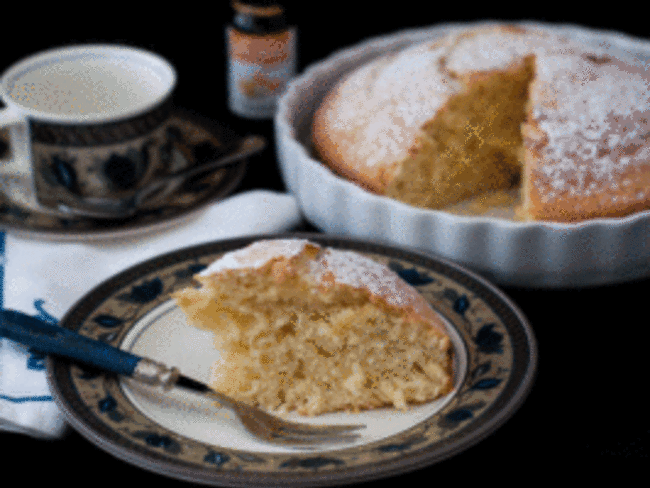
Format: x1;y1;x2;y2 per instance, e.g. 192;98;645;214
0;310;365;447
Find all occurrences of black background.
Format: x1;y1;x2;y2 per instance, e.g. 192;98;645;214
1;1;648;484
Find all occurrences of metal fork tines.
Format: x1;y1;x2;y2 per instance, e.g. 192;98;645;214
234;402;365;446
199;385;365;447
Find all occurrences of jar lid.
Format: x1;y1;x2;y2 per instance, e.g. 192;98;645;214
232;0;284;16
237;0;279;5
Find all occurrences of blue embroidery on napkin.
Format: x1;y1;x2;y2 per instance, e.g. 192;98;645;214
0;235;55;408
26;350;47;371
0;394;53;403
0;231;5;311
26;301;58;371
34;299;58;325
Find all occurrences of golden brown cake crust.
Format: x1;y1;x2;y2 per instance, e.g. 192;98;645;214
312;24;650;222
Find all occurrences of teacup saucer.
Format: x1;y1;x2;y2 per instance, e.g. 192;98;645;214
0;108;247;241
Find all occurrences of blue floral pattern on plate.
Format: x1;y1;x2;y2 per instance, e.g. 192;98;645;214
47;233;537;487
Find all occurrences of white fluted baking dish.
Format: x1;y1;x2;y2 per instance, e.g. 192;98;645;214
275;20;650;288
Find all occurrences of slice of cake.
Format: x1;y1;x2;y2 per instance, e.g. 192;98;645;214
172;239;454;416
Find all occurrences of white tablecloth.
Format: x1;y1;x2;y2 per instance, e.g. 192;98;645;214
0;190;303;438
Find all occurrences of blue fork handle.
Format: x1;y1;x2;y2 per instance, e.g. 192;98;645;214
0;309;140;375
0;309;178;386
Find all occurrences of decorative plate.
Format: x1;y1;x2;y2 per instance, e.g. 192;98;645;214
48;233;537;487
0;108;246;241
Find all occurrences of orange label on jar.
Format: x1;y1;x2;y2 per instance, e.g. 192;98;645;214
228;28;294;66
226;25;297;119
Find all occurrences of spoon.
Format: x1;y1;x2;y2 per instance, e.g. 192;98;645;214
56;134;267;219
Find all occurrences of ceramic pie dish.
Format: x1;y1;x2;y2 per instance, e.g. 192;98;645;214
275;20;650;288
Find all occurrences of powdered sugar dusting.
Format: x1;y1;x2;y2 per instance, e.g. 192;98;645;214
310;248;412;306
318;40;457;172
528;55;650;201
445;27;584;72
199;239;312;275
309;246;445;328
197;239;445;331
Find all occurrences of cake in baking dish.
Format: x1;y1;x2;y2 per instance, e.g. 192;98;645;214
312;24;650;222
172;239;453;416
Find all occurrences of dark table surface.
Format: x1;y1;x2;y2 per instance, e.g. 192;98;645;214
2;3;648;484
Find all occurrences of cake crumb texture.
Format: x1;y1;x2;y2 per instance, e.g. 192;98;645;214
173;239;454;416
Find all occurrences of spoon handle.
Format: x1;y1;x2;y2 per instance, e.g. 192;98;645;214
0;309;179;387
159;134;267;183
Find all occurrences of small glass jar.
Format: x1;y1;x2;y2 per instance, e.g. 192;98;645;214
226;0;297;120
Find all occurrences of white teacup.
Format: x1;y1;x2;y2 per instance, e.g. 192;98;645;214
0;44;177;217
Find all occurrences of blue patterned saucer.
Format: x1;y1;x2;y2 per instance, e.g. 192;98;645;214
48;233;537;487
0;108;246;241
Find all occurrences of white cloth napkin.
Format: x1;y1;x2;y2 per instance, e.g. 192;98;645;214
0;190;303;439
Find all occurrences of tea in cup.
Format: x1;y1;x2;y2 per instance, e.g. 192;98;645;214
0;44;177;217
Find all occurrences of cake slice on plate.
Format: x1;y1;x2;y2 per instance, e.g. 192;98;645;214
172;239;453;416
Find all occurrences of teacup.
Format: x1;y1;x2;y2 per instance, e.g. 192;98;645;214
0;44;177;217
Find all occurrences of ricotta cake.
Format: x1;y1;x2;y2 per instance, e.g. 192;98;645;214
172;239;454;416
312;24;650;222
